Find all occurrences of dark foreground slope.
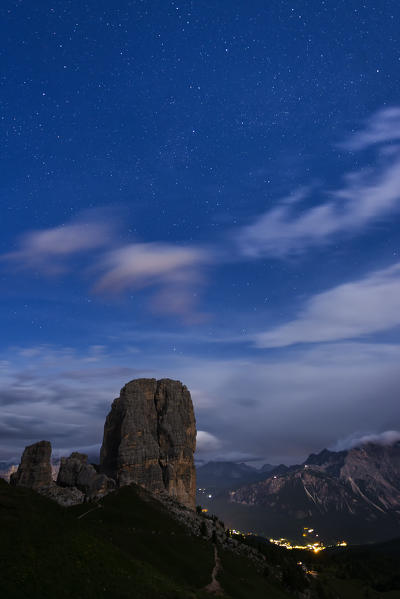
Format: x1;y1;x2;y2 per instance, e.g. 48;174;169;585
0;478;301;599
2;478;400;599
315;539;400;596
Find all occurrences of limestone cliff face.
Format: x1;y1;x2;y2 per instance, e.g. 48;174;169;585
100;378;196;508
10;441;53;489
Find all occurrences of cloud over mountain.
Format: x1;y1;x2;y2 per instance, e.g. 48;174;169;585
334;430;400;451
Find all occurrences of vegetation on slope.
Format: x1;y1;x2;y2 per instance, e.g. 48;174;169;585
0;479;295;598
1;478;400;598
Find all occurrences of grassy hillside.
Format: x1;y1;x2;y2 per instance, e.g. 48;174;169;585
0;479;297;598
1;478;400;598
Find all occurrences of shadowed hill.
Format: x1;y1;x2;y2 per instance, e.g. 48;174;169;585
0;478;297;599
2;478;400;597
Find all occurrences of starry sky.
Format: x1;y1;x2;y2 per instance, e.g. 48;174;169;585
2;0;400;466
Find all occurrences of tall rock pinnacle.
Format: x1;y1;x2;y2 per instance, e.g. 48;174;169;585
100;378;196;508
10;440;52;489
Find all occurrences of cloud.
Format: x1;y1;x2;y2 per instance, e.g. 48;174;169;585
51;444;102;462
61;366;148;381
238;156;400;257
333;430;400;451
95;243;208;292
2;218;113;274
94;242;211;317
253;262;400;348
238;109;400;258
1;214;213;318
0;345;147;460
1;341;400;465
177;342;400;464
341;106;400;150
196;431;222;453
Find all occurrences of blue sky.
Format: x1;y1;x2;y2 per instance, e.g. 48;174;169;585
1;1;400;464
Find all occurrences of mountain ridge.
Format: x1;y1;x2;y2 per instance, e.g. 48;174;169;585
195;441;400;545
227;441;400;543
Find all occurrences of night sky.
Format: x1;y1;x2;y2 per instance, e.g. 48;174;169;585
2;1;400;465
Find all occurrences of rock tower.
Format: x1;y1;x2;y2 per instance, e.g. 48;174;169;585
10;440;52;489
100;378;196;508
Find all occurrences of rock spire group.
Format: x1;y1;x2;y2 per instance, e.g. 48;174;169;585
9;378;197;509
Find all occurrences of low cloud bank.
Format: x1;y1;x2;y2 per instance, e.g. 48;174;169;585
1;342;400;465
333;430;400;451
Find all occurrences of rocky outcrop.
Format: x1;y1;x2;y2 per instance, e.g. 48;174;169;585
100;378;196;508
57;452;115;499
8;377;197;510
9;440;85;506
0;462;18;482
10;441;53;489
10;442;113;506
43;483;85;507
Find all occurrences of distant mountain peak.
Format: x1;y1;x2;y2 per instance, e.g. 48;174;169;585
228;440;400;544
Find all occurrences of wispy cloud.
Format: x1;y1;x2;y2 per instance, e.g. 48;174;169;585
2;218;113;274
95;243;208;292
253;262;400;348
1;213;213;318
94;242;211;317
341;106;400;150
238;109;400;258
4;107;400;320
